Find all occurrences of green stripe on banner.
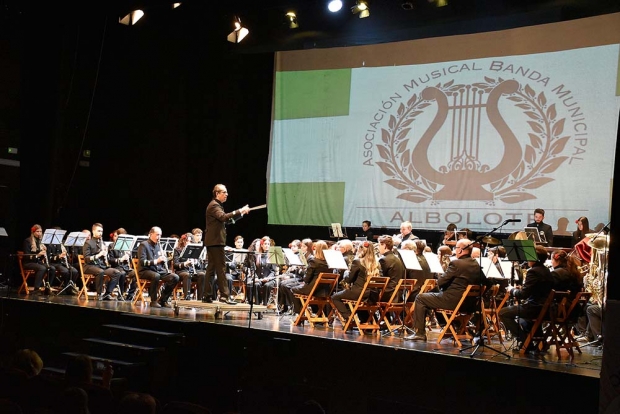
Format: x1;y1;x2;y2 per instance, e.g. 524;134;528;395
268;182;345;226
274;69;352;120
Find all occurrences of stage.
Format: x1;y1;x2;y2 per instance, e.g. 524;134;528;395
0;291;603;413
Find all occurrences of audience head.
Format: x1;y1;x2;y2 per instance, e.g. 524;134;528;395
11;349;43;378
61;386;90;414
118;392;157;414
65;354;93;385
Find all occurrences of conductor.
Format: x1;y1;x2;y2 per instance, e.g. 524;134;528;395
203;184;250;304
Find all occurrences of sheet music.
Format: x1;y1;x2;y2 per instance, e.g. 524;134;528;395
423;252;445;273
41;229;55;245
397;249;422;270
282;248;303;266
331;223;344;238
323;249;348;270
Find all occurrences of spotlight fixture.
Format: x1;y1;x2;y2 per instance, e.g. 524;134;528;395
172;3;182;9
227;17;249;43
327;0;343;13
351;0;370;18
428;0;448;7
285;11;299;29
119;9;144;25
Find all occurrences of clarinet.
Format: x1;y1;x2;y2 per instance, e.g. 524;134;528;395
158;242;169;272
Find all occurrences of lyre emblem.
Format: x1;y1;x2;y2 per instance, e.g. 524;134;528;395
412;80;521;200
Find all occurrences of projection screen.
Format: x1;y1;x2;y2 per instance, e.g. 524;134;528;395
268;13;620;232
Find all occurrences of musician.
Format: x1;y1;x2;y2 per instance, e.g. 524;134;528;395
332;241;379;323
378;235;404;301
499;245;553;351
439;223;458;250
191;228;203;244
254;236;278;306
361;220;374;241
108;228;137;301
137;226;180;308
572;216;592;247
437;246;453;272
550;250;583;298
280;239;311;312
402;240;434;302
335;239;355;283
82;223;121;301
406;238;482;342
291;240;330;314
527;208;554;246
398;221;419;247
203;184;249;304
22;224;56;293
173;233;206;300
47;236;79;295
227;235;247;291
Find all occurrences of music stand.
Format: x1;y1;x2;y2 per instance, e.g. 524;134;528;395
329;223;347;240
503;240;537;262
382;249;422;337
323;250;348;271
41;229;55;245
132;236;149;258
160;237;178;253
422;252;445;274
523;227;544;244
113;235;136;252
266;246;287;314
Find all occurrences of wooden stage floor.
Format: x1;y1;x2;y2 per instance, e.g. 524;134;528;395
3;290;603;380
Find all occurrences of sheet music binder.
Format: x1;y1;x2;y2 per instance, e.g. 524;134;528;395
180;243;204;260
282;248;304;266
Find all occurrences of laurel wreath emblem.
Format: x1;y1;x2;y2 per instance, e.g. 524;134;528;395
376;77;569;204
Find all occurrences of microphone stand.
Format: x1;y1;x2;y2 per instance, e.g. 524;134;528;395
459;220;513;359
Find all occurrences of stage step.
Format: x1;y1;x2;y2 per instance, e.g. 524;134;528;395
61;351;146;378
100;324;185;347
80;338;163;361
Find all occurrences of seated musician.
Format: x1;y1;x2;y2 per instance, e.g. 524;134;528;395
439;223;458;250
173;233;206;300
401;240;433;303
137;226;180;308
572;216;592;247
378;235;404;301
277;239;305;312
406;238;482;342
22;224;56;293
226;235;247;296
550;250;583;298
255;236;279;306
280;239;311;313
527;208;554;246
335;239;355;282
498;245;553;351
397;221;419;248
108;228;137;301
331;241;379;323
291;240;330;314
82;223;121;301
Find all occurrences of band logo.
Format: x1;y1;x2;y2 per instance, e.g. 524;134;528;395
366;63;587;206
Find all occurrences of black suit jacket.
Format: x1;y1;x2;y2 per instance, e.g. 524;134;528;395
512;262;553;304
437;254;482;301
205;199;243;247
379;251;404;299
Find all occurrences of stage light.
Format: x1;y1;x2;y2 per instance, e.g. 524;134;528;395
119;9;144;26
286;12;299;29
351;1;370;18
227;17;249;43
429;0;448;7
328;0;343;13
172;3;182;9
